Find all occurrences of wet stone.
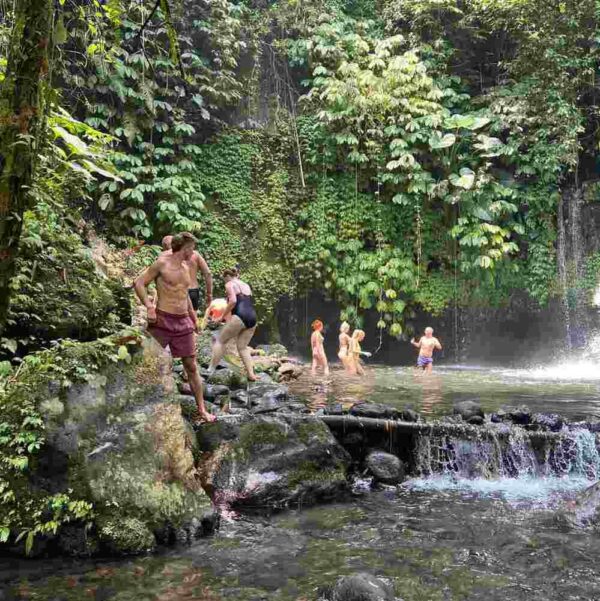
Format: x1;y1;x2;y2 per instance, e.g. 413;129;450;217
349;403;400;420
251;398;284;414
365;450;405;485
318;573;395;601
453;400;484;421
505;405;532;425
203;384;230;401
532;413;565;431
467;415;485;426
400;407;420;422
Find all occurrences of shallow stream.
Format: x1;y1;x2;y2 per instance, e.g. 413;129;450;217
3;364;600;600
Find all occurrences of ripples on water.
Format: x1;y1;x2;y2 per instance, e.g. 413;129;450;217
288;362;600;420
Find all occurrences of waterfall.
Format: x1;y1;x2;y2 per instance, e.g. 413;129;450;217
557;193;572;350
414;426;600;481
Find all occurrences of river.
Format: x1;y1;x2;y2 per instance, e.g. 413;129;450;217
3;363;600;600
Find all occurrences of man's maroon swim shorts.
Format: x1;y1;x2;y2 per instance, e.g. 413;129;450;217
148;309;196;358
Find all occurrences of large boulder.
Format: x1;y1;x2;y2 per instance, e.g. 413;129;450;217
196;414;351;511
1;331;213;557
365;451;405;485
318;573;395;601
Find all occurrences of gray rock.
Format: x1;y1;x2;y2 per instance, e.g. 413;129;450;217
466;415;484;426
203;384;230;400
506;405;531;425
453;400;484;421
365;451;405;485
198;510;220;536
400;408;420;422
251;398;284;414
557;481;600;531
350;403;400;420
199;414;350;510
319;573;395;601
532;413;564;431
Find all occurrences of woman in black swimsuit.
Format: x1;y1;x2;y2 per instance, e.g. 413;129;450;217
208;268;258;381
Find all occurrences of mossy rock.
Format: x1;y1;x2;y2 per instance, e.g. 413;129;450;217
98;517;156;555
5;204;127;352
198;414;351;511
207;368;247;389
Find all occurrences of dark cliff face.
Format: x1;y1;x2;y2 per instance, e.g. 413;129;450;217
276;292;570;366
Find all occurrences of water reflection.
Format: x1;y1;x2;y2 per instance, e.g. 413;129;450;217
289;366;375;413
413;371;443;415
289;364;600;421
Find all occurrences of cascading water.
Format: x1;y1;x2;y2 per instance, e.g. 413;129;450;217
409;425;600;503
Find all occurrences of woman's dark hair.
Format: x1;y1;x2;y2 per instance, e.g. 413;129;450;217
222;267;239;279
171;231;197;252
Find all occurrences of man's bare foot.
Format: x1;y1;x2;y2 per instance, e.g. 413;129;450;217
247;374;258;382
195;413;217;425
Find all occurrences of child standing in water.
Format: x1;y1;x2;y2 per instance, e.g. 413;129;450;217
349;329;368;376
411;327;442;373
311;320;330;376
338;321;352;372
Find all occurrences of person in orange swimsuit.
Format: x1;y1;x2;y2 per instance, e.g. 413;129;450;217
311;319;329;376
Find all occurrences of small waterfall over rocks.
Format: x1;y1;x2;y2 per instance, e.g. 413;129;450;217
413;425;600;482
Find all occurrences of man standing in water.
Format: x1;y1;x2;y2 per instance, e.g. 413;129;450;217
134;232;216;424
160;233;213;311
411;327;442;373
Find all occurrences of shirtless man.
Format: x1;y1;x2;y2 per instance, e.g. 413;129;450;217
411;327;442;373
161;234;213;311
134;232;215;424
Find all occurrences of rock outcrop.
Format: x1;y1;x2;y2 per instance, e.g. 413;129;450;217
197;414;351;511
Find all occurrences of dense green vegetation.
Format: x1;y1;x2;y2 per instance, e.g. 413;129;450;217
1;0;599;548
3;0;599;343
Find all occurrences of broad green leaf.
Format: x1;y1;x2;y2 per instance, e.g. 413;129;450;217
450;168;475;189
429;132;455;150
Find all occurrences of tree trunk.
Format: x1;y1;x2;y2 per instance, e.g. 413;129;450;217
0;0;52;334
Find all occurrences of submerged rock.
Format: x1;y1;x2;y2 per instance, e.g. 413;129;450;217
365;451;405;485
453;400;484;422
197;414;351;511
532;413;565;432
494;405;532;425
350;403;400;420
318;573;395;601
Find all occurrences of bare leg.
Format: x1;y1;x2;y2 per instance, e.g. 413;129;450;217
311;354;318;376
425;362;433;374
182;356;213;421
322;353;330;376
356;360;365;376
236;325;257;381
209;316;244;373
